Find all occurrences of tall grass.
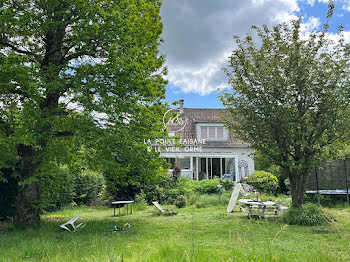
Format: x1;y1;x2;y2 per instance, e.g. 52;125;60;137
0;205;349;261
187;192;230;208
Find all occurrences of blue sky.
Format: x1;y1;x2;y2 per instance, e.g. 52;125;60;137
160;0;350;108
165;84;224;108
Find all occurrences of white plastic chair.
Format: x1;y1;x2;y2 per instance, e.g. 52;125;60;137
59;216;86;232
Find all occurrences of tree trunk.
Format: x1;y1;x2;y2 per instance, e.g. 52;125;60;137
14;180;41;227
289;174;307;207
14;145;41;227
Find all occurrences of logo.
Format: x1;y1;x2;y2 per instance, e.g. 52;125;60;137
162;108;188;132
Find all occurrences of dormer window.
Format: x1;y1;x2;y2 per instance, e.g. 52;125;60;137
197;124;228;140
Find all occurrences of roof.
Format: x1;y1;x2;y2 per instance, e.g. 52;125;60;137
169;108;250;148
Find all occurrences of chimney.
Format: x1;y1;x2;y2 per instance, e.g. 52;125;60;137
179;100;184;114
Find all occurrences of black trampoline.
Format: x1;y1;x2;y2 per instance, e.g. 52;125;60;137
305;158;349;205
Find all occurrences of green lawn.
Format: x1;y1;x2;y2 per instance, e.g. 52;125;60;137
1;204;350;261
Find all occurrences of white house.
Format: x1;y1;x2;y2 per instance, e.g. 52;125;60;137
158;100;254;182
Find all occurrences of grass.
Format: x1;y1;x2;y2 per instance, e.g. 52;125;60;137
1;204;350;261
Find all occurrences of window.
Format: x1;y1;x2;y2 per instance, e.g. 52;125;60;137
209;127;215;138
201;127;207;138
165;157;191;170
198;125;227;140
217;127;223;138
178;157;191;170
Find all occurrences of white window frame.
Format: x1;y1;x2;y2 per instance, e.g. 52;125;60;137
196;123;229;141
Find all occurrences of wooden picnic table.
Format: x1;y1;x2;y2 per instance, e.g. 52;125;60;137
111;201;134;217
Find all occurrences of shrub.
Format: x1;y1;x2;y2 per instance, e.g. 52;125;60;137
282;203;327;226
176;177;198;195
74;169;104;205
105;171;172;204
196;179;222;194
144;176;195;204
40;165;75;212
247;171;278;194
161;177;234;204
220;179;235;190
41;166;104;211
174;195;187;208
0;168;18;219
142;183;167;203
165;188;180;203
134;191;148;211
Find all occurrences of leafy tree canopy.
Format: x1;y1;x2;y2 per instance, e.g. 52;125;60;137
220;3;350;207
0;0;168;226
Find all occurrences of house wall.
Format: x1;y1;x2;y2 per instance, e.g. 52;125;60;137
161;146;255;180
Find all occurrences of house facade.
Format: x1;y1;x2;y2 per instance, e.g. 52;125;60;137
158;101;254;182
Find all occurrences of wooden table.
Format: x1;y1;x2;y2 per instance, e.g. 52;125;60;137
238;199;277;218
111;201;134;217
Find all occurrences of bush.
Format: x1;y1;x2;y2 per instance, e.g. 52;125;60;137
220;179;235;191
106;174;235;205
175;177;198;195
282;203;327;226
144;177;195;204
74;169;104;205
134;191;148;211
159;177;234;204
41;166;104;211
174;195;187;208
0;168;18;220
248;171;278;194
105;171;170;204
142;183;167;203
196;179;222;194
41;165;75;212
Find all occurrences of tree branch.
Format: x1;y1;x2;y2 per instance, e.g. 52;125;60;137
1;40;41;63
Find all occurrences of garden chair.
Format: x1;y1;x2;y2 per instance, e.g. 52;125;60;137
59;216;86;232
152;201;177;216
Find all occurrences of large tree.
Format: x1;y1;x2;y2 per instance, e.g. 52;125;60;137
220;5;350;207
0;0;168;226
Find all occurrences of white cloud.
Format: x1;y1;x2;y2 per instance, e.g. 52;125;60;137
167;50;231;95
306;0;350;13
307;0;331;5
325;30;350;43
306;0;316;6
160;0;300;95
342;3;350;12
160;0;350;96
301;17;321;32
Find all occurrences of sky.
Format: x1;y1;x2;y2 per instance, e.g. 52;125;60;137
160;0;350;108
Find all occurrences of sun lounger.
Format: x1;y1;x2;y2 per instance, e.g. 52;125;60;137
152;201;177;215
